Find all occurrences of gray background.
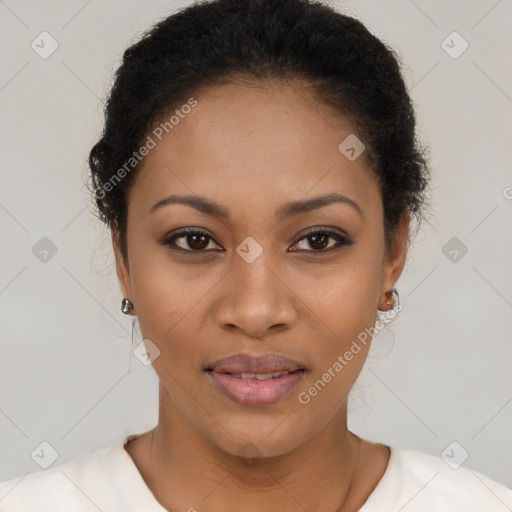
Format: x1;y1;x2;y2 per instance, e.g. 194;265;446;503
1;0;511;490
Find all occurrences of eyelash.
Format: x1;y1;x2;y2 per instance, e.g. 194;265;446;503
161;227;354;254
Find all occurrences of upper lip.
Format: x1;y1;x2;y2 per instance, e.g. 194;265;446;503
206;352;305;374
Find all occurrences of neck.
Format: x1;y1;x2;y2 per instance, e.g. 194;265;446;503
142;387;362;512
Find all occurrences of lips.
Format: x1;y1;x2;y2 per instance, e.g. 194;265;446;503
229;371;293;381
206;352;304;374
205;352;306;406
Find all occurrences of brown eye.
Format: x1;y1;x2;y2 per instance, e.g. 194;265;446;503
182;232;210;250
162;227;353;254
289;229;353;253
162;229;222;252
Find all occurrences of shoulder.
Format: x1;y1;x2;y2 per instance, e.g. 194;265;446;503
0;437;128;511
361;445;512;511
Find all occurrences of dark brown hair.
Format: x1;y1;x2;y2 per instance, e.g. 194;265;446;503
89;0;429;261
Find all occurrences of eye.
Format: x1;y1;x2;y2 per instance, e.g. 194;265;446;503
162;228;222;252
161;227;354;254
289;228;354;253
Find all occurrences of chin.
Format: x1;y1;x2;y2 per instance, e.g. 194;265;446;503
202;408;314;460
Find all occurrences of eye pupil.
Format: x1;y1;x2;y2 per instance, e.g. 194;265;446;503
188;233;209;250
309;233;329;250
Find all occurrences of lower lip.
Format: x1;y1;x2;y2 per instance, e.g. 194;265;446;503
208;370;304;406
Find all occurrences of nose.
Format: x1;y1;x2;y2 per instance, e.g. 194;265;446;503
214;252;298;339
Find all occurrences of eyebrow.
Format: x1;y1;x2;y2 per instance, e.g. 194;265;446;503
150;192;363;220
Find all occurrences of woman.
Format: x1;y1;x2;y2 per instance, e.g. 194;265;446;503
1;0;511;510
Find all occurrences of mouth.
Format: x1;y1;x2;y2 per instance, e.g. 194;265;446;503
205;353;306;406
222;370;303;381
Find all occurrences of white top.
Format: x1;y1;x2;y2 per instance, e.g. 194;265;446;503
1;432;512;511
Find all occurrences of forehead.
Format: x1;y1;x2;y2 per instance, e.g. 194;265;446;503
128;80;381;221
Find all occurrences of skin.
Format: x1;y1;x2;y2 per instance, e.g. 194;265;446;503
114;78;409;511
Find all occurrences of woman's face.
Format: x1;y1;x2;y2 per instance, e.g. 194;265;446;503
115;80;407;457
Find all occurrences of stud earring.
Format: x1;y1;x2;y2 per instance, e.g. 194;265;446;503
121;297;134;315
377;287;400;314
385;287;400;309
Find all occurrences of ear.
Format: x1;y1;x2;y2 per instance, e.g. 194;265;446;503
377;209;409;310
112;224;133;305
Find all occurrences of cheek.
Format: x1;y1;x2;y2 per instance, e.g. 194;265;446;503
127;240;225;377
127;225;196;323
308;243;383;338
296;241;383;399
295;284;375;420
126;241;187;349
